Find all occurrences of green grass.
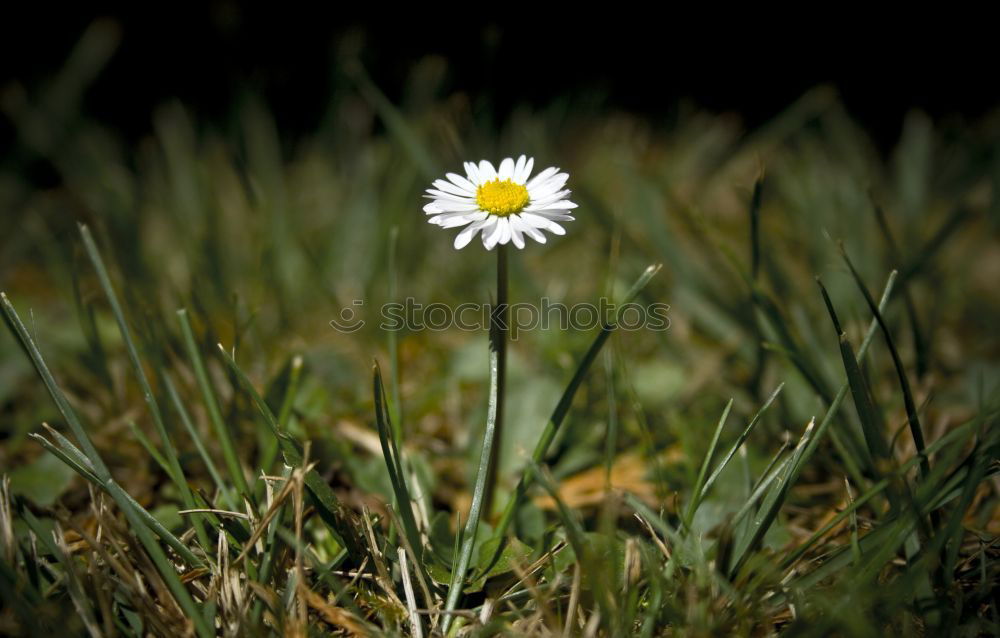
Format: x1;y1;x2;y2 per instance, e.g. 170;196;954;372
1;28;999;637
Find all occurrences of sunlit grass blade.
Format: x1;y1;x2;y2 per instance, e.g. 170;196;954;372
1;293;108;477
817;277;890;474
787;415;985;593
177;307;252;500
790;272;896;481
28;428;202;567
683;398;732;529
28;432;100;484
839;246;931;482
728;449;791;548
264;354;304;474
780;404;988;583
162;372;229;504
1;292;212;637
2;293;201;562
78;225;200;513
488;263;662;556
372;361;424;563
530;462;617;635
441;332;502;633
732;272;896;573
696;386;782;514
216;342;363;556
127;420;172;476
729;417;816;575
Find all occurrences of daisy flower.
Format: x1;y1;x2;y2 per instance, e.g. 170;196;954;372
423;155;577;250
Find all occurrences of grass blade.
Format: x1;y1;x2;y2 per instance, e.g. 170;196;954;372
177;307;252;499
683;398;732;528
697;386;782;510
162;372;229;504
79;225;198;510
441;330;502;633
488;263;662;556
372;361;424;563
1;291;212;636
839;246;931;482
870;199;928;378
729;417;816;575
817;276;891;472
216;342;363;556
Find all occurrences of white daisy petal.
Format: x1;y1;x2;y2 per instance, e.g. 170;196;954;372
431;210;488;225
525;193;573;210
429;214;461;226
526;201;578;214
520;157;534;183
482;232;496;250
518;212;554;229
446;172;477;194
527;175;569;199
498;157;515;180
527;212;576;221
425;201;480;214
513;155;526;183
432;179;473;198
498;218;512;245
545;220;566;235
508;216;526;249
526;166;559;189
440;215;479;228
479;216;498;239
533;186;572;200
465;161;481;185
454;218;491;249
519;220;547;244
425;158;574;249
530;199;578;211
426;189;475;203
511;230;525;249
484;217;506;250
478;160;497;181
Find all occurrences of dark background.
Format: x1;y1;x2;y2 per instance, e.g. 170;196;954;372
2;5;996;154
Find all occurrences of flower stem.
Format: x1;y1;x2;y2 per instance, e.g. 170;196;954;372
441;245;508;632
485;244;508;514
481;264;662;573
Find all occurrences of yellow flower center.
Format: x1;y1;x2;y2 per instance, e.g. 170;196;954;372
476;178;529;216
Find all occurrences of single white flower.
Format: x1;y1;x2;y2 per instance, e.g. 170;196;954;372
423;155;577;250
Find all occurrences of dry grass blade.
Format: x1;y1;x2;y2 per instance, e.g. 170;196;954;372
398;548;424;638
301;585;371;636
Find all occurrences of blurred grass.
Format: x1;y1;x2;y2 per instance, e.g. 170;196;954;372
1;21;999;637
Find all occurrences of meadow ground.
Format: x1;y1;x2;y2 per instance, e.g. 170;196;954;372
1;30;999;637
